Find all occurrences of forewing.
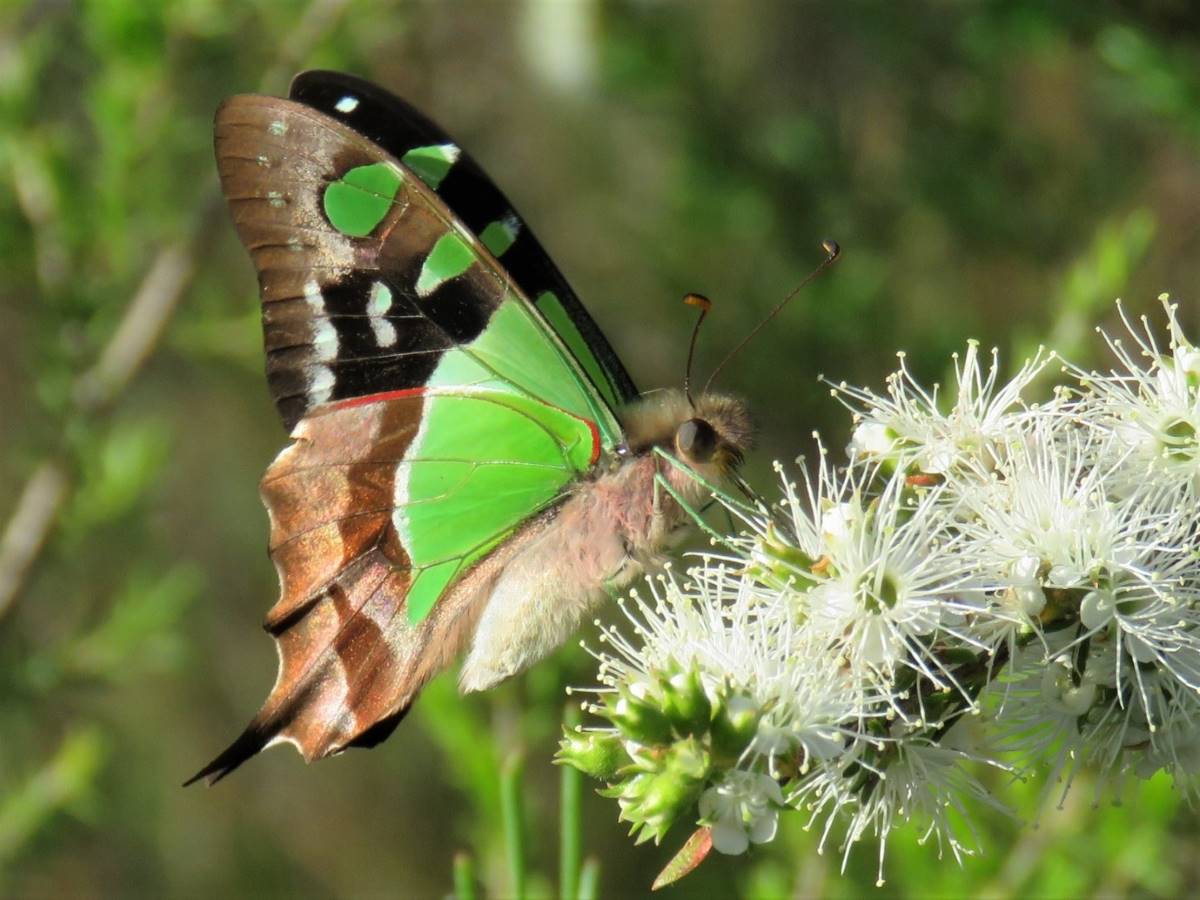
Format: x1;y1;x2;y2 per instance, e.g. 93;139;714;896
289;70;639;410
215;92;625;445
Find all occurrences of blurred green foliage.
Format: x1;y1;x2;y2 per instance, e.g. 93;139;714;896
1;1;1199;897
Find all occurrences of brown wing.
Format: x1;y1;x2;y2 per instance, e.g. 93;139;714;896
214;93;507;431
187;396;489;784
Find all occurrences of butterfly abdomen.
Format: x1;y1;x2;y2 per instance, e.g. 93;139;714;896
458;443;713;692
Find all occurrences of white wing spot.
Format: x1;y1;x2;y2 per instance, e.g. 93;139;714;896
367;281;393;316
368;281;397;347
268;120;287;136
311;320;339;362
308;365;335;406
371;319;397;348
267;190;285;208
305;280;338;362
335;95;360;113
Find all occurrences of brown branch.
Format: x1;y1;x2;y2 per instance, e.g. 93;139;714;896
73;230;207;414
0;461;70;620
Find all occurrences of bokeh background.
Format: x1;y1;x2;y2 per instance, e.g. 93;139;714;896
2;1;1199;897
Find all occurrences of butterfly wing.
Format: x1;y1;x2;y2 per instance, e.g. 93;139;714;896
289;70;639;412
191;84;626;782
190;388;596;783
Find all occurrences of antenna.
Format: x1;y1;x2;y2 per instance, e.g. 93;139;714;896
682;292;711;408
702;239;840;394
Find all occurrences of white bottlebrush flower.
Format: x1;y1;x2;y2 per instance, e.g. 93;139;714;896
1072;296;1200;497
953;421;1166;596
799;471;987;694
1000;637;1200;807
1078;561;1200;694
565;298;1200;890
699;770;785;855
833;341;1052;474
737;440;863;569
595;562;874;769
989;639;1115;804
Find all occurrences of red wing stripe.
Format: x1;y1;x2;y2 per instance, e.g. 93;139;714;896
331;387;426;410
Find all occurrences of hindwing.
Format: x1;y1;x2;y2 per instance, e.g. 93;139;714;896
189;387;596;783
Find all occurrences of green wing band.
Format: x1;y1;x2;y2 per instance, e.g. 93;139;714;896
397;388;597;622
428;298;621;450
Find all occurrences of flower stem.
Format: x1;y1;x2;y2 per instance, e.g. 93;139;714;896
501;751;527;900
577;858;601;900
451;852;476;900
559;705;582;900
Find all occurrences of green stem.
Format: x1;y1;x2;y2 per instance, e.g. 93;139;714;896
560;704;582;900
501;751;527;900
452;852;477;900
577;858;601;900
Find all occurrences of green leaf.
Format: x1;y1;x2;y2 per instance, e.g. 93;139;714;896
0;729;107;869
65;419;171;532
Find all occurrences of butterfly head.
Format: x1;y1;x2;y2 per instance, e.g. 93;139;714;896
623;390;752;481
674;393;753;475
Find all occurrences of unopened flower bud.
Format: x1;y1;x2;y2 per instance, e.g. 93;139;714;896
605;685;673;745
1080;587;1116;630
749;524;817;589
556;727;629;780
602;737;710;845
1040;660;1097;715
659;664;712;736
711;690;761;764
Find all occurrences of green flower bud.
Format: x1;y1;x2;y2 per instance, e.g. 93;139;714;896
710;689;761;765
604;684;674;745
555;727;629;780
747;524;816;590
600;738;710;845
658;663;712;737
661;735;710;783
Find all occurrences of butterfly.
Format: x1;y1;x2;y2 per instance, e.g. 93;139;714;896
188;71;756;785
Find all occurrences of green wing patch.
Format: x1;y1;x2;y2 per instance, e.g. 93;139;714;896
397;389;598;622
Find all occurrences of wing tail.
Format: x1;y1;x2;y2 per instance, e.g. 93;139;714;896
185;545;428;785
187;399;446;784
184;721;275;787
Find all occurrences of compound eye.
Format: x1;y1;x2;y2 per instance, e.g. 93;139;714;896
675;418;718;463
